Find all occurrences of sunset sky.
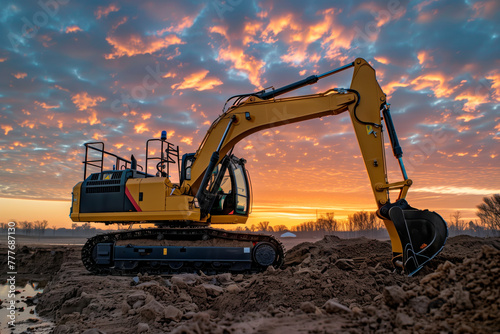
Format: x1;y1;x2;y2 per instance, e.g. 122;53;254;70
1;0;499;229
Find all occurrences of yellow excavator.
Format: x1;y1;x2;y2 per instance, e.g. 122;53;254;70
71;58;447;276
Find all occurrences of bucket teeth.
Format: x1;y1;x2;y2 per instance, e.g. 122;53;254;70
388;206;448;276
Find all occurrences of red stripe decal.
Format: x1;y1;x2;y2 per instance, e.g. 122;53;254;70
125;187;142;212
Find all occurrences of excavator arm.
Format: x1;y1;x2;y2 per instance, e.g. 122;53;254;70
185;58;447;276
186;59;399;205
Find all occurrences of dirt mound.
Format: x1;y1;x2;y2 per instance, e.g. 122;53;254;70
211;236;403;317
287;235;393;266
29;235;500;333
358;245;500;333
0;245;78;282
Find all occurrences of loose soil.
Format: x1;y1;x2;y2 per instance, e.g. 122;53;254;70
1;235;499;333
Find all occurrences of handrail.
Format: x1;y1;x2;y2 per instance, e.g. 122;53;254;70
82;142;143;179
145;138;180;178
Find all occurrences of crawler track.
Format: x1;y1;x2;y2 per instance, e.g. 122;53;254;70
81;227;285;275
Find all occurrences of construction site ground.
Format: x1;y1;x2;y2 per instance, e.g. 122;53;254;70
1;234;499;333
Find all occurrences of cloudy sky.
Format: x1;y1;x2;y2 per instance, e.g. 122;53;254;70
0;0;499;228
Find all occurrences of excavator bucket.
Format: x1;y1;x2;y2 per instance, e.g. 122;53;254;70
387;207;448;276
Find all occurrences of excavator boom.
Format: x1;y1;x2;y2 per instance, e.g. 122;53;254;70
71;58;447;276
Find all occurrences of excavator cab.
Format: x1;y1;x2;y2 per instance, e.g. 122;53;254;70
197;154;252;219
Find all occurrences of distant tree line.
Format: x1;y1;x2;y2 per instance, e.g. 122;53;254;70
0;221;106;237
290;211;383;232
245;194;500;233
235;211;384;233
0;220;50;235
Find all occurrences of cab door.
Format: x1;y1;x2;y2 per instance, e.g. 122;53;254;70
209;156;252;224
231;158;250;215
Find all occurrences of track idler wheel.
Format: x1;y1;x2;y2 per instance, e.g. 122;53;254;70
253;242;278;267
388;206;448;276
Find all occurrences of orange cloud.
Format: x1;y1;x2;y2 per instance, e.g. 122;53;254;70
375;57;389;64
95;3;120;19
89;111;100;125
35;101;60;109
383;80;409;96
163;72;176;78
171;70;223;91
157;16;195;34
0;58;7;62
455;92;488;112
305;9;335;43
1;125;13;135
209;25;265;87
417;50;435;68
471;0;500;19
54;84;69;92
20;120;35;129
243;21;263;45
105;34;182;59
65;25;82;33
217;47;265;87
485;70;500;102
12;141;27;147
12;72;27;79
412;186;500;196
454;70;500;112
410;73;455;98
261;14;298;43
180;137;193;145
71;92;106;111
414;0;439;12
416;10;438;23
209;25;229;40
262;9;355;64
456;113;484;122
280;46;306;65
134;123;149;134
92;132;103;140
111;16;128;31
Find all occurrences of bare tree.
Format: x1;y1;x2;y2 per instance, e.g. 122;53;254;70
317;212;337;232
273;225;288;232
477;194;500;230
346;211;380;231
26;221;33;235
257;221;273;232
449;211;465;232
40;220;49;234
468;220;484;233
451;211;462;222
33;220;49;235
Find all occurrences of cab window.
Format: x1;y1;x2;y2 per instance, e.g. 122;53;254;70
232;163;248;215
